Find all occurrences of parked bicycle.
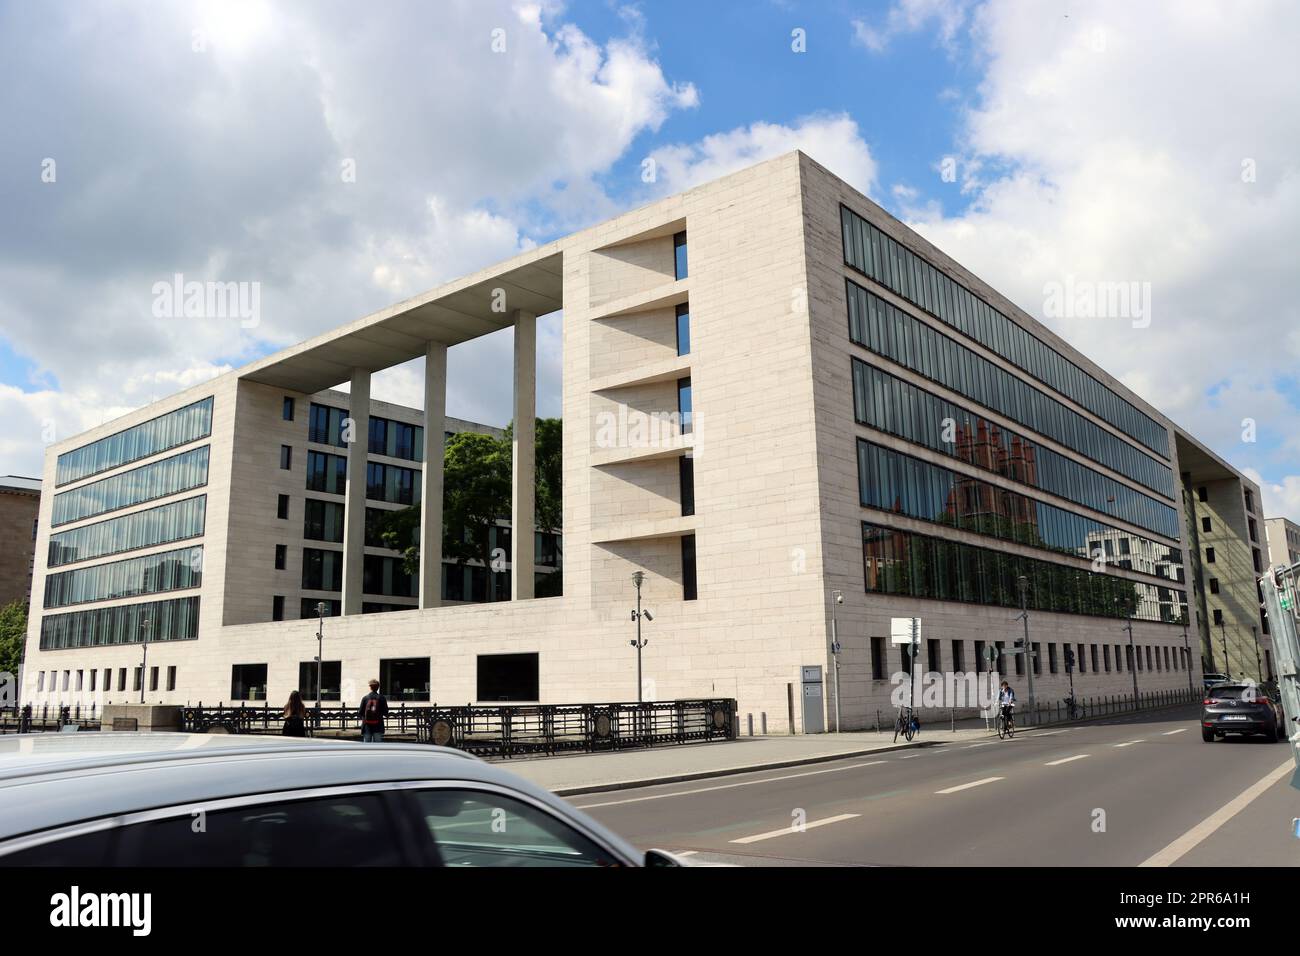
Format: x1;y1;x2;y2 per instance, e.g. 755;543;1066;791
1064;693;1082;720
893;705;920;743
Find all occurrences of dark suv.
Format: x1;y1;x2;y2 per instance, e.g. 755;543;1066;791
1201;683;1285;742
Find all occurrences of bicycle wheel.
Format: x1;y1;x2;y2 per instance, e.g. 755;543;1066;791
893;717;902;744
997;716;1007;739
903;721;915;742
1006;716;1015;738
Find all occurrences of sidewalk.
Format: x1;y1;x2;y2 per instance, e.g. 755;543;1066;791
499;726;994;795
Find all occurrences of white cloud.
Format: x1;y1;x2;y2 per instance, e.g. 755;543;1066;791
896;0;1300;515
0;0;695;475
853;0;974;53
647;112;879;197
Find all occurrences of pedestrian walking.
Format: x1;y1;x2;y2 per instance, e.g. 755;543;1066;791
359;679;388;742
282;690;307;737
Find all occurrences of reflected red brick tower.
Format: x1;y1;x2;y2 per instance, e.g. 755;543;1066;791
946;419;1040;533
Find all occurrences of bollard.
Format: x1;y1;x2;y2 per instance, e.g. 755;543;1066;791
761;712;767;735
747;713;754;737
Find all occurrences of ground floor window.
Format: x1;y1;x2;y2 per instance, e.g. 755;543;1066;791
477;653;539;702
381;657;430;701
298;660;342;701
231;663;268;701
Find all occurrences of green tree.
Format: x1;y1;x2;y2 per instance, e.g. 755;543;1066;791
379;419;562;596
0;600;27;684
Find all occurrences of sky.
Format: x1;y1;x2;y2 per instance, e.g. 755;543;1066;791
1;0;1298;518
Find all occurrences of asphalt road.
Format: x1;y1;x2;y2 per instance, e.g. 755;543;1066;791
567;705;1300;866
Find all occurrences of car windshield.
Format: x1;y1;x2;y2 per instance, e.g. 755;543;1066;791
1205;686;1250;700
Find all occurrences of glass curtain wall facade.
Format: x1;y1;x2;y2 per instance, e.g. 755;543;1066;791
55;397;213;486
44;545;203;609
39;595;201;650
856;439;1185;583
47;495;207;567
851;359;1178;538
51;446;211;526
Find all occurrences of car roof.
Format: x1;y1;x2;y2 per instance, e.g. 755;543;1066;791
0;734;642;860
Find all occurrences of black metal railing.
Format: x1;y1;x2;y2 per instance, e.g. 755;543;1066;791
180;698;738;757
0;703;103;734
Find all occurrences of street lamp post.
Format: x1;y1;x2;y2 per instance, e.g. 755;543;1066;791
1016;575;1035;724
629;571;652;702
138;617;152;703
315;601;328;715
1119;599;1139;704
1181;618;1193;696
830;590;843;733
1219;620;1232;680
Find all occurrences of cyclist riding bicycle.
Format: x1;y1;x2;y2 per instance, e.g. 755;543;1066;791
998;680;1016;720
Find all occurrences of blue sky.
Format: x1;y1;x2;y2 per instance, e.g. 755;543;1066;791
1;0;1298;518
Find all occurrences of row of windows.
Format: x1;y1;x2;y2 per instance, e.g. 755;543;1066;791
847;279;1174;498
51;446;211;527
44;545;203;609
47;495;207;568
840;205;1168;457
35;664;177;695
876;637;1191;680
364;554;417;598
863;522;1187;624
308;403;425;463
39;596;201;650
857;440;1185;583
851;359;1179;539
56;397;213;486
302;548;343;592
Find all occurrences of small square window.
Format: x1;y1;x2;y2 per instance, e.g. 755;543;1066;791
283;397;295;421
280;445;293;470
1201;516;1211;533
1205;547;1215;564
1209;578;1220;595
277;494;290;519
275;544;287;570
1197;487;1208;502
166;666;177;692
272;595;285;621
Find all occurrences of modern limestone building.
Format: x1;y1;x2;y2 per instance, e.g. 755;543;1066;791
20;151;1271;728
1266;517;1300;570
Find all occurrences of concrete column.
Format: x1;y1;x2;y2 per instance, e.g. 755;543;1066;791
512;310;536;600
419;343;447;608
341;367;370;616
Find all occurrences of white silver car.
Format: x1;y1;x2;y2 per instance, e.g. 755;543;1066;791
0;733;681;867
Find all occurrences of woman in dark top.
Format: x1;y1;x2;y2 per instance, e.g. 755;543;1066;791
282;690;307;737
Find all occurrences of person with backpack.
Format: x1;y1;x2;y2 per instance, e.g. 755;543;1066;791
359;679;388;742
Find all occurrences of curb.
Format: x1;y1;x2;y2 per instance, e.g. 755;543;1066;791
550;737;968;797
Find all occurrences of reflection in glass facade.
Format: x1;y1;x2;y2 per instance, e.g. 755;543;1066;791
840;205;1168;458
39;595;201;650
44;545;203;609
851;360;1179;538
308;403;349;447
48;495;206;567
306;451;347;495
363;554;416;597
366;462;420;505
304;498;345;543
368;417;423;462
55;397;213;486
856;440;1184;582
846;279;1174;498
51;446;211;527
302;548;343;591
862;522;1186;624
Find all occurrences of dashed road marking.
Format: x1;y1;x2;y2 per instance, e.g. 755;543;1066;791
936;776;1005;794
1162;729;1188;736
1114;740;1144;748
1045;754;1090;766
730;813;860;845
573;760;889;809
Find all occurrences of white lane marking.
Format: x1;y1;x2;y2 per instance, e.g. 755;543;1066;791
573;760;889;809
936;776;1005;794
730;813;860;845
1162;729;1188;736
964;742;995;749
1140;761;1293;867
1045;754;1090;766
1025;731;1063;737
1113;740;1144;748
675;850;698;857
899;754;923;759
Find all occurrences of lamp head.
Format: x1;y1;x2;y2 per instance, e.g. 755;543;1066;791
632;570;645;589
